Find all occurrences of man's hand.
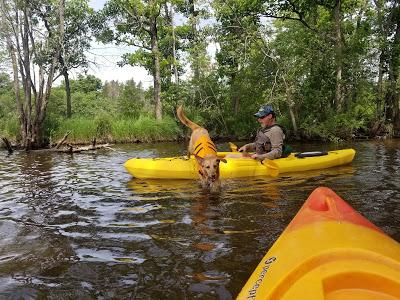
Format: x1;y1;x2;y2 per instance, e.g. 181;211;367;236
251;153;266;161
238;145;247;152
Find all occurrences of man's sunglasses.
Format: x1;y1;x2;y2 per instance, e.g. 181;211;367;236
258;114;270;120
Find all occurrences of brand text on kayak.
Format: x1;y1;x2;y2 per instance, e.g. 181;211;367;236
247;256;277;299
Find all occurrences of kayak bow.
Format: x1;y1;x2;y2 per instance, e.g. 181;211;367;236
237;187;400;300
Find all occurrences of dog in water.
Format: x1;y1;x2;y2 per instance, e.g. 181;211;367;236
177;105;226;188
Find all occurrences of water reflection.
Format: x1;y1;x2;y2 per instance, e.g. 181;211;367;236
0;140;399;299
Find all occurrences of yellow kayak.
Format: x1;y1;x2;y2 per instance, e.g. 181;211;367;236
237;187;400;300
124;149;356;179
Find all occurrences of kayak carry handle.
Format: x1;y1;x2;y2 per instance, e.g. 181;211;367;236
295;151;328;158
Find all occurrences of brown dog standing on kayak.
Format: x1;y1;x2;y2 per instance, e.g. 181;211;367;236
177;105;226;187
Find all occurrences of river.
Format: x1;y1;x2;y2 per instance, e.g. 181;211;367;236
0;140;399;299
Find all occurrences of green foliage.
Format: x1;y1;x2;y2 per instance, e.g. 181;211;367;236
4;0;400;144
54;117;97;143
299;104;373;141
0;74;18;138
123;115;181;142
0;91;15;119
51;115;181;143
69;74;103;93
0;72;12;94
62;0;94;72
0;114;19;140
94;113;113;137
117;80;145;118
71;91;116;117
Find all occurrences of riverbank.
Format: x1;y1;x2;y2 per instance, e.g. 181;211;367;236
0;115;182;149
1;115;399;150
2;133;399;152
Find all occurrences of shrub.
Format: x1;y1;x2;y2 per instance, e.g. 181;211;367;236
0;114;20;141
94;114;113;137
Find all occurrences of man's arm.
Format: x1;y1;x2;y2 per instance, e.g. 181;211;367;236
239;143;256;152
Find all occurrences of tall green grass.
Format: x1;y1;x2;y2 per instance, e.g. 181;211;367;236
53;117;97;144
52;115;182;144
0;114;19;141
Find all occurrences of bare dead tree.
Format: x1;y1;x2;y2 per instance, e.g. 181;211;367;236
0;0;65;149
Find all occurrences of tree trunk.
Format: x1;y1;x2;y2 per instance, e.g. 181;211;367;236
59;53;72;118
5;33;26;141
64;69;72;118
232;92;239;116
377;52;385;119
374;0;385;120
150;20;162;120
282;75;298;137
3;0;65;149
230;73;240;115
22;2;33;149
32;0;65;148
188;0;199;81
333;0;344;111
393;22;400;131
170;4;179;84
386;16;400;130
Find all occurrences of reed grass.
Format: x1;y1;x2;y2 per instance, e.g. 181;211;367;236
0;115;19;141
52;115;182;144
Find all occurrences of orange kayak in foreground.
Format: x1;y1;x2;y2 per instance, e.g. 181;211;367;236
237;187;400;300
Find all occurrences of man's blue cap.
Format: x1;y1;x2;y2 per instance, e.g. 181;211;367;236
254;105;274;118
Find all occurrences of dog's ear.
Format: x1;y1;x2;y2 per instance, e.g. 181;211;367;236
217;156;227;163
195;155;204;165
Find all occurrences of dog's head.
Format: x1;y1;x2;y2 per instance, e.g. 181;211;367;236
196;155;227;185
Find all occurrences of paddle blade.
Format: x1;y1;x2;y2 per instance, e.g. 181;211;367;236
265;160;280;177
229;142;238;152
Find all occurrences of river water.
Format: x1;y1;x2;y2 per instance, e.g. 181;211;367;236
0;140;399;299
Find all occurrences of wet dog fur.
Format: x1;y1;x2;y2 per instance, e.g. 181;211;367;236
177;105;226;188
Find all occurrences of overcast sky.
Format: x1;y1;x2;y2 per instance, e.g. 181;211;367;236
85;0;153;87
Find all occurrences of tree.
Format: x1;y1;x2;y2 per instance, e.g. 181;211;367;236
384;0;400;131
370;0;399;133
213;0;261;115
118;79;145;117
96;0;170;120
59;0;94;118
69;74;102;93
0;72;12;92
0;0;65;149
103;80;122;100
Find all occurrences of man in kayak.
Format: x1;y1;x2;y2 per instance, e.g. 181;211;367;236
238;105;285;160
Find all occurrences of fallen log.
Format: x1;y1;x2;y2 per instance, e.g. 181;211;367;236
52;143;111;153
49;132;114;153
54;131;71;149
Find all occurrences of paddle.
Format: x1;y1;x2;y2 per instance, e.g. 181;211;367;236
228;142;238;152
263;160;279;178
228;142;280;177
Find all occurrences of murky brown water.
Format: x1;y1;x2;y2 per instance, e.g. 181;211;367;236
0;140;399;299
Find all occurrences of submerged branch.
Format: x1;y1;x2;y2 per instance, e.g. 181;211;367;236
2;137;14;154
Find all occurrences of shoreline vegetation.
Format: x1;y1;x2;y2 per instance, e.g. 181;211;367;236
1;74;398;150
1;0;399;150
1;74;399;151
1;110;399;151
1;73;398;150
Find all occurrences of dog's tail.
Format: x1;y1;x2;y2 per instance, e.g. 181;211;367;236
177;105;201;130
